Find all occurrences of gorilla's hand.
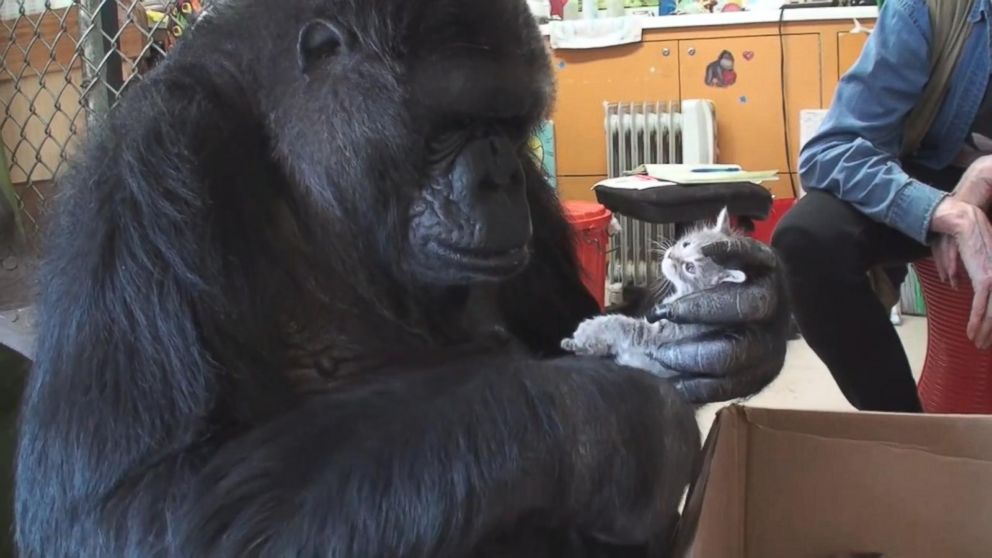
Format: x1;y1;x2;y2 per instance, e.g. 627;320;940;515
535;357;700;547
701;238;780;272
646;303;674;324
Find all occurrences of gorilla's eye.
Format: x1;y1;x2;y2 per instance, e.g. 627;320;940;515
298;19;347;72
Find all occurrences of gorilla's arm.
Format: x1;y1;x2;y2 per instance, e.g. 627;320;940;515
498;163;602;357
180;357;698;557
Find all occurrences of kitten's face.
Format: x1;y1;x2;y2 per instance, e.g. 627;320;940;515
662;208;746;295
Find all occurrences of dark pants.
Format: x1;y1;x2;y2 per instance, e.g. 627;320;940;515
772;163;962;412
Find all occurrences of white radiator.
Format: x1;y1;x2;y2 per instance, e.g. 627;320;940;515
603;100;717;305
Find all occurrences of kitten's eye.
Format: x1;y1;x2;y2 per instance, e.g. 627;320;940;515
683;262;696;273
682;241;690;248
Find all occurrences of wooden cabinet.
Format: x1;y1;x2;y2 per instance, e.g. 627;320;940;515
550;41;679;178
556;175;603;202
548;17;875;201
837;31;869;79
677;34;821;199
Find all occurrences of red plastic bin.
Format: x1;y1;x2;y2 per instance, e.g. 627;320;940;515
914;258;992;413
563;201;612;309
750;197;796;245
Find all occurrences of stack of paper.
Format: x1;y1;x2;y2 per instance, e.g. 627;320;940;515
595;174;675;191
597;164;779;191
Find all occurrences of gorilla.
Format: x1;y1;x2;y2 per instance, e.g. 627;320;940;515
12;1;734;556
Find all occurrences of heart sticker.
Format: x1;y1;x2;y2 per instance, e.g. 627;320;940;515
743;51;755;61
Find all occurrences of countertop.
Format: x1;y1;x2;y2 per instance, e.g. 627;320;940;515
539;6;879;35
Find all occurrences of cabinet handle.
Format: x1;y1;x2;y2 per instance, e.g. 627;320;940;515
687;47;696;56
662;48;671;56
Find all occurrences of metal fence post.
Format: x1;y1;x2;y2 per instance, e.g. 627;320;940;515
1;0;174;232
77;0;123;125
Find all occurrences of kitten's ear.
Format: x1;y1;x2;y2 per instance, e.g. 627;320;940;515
715;207;731;234
720;269;747;284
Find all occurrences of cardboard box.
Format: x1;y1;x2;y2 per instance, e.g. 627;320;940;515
673;405;992;558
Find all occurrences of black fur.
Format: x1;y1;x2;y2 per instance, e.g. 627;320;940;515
15;1;700;557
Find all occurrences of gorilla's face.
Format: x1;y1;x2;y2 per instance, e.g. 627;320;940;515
263;0;553;287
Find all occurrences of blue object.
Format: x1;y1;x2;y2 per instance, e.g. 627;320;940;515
660;0;677;15
799;0;992;245
692;167;741;173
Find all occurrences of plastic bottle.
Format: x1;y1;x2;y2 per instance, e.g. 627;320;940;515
660;0;677;15
582;0;598;19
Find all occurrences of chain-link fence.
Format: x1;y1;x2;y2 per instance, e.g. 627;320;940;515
0;1;206;235
0;0;204;319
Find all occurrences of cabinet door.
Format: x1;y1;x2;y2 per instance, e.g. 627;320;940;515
837;31;869;79
678;35;822;199
551;41;679;178
556;175;604;202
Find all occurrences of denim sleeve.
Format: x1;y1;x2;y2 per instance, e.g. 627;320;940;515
798;0;947;245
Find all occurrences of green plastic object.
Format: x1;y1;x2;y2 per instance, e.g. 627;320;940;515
0;149;21;242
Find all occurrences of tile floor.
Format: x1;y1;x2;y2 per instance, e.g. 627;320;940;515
694;315;929;435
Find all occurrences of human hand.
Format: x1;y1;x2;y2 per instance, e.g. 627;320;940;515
932;234;960;289
932;156;992;289
931;198;992;349
952;155;992;212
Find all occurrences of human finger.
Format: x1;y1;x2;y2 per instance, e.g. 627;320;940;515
945;240;960;289
968;282;991;343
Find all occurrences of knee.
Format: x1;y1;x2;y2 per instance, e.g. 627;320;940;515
771;207;859;284
771;212;823;271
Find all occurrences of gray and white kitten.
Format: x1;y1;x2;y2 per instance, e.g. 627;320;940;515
565;207;789;404
561;208;747;377
561;208;745;377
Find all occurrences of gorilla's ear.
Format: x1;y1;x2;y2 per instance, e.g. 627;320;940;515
298;19;347;72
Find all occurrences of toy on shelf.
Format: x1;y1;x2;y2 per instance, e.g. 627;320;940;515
676;0;711;13
145;0;205;45
677;0;748;12
716;0;745;11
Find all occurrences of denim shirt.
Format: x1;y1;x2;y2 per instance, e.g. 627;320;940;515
798;0;992;244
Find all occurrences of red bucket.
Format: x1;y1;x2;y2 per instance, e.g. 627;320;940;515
563;201;612;309
750;197;796;245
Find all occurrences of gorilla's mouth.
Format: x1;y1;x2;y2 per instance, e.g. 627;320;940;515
429;240;530;276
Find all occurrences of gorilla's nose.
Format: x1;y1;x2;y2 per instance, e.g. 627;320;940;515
479;135;523;192
453;134;524;200
449;132;531;250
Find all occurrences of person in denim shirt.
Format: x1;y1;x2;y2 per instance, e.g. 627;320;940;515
773;0;992;412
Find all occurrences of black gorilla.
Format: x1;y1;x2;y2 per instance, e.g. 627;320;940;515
15;1;708;556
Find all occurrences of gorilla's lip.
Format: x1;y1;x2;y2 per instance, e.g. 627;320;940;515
429;240;530;274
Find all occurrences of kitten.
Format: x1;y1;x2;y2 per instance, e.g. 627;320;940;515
561;208;745;377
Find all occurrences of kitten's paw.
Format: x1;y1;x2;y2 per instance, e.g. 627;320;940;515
561;337;609;356
561;338;579;353
569;315;637;356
